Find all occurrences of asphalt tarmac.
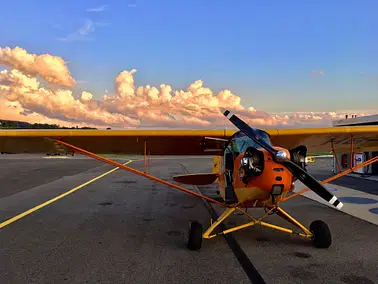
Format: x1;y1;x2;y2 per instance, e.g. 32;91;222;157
0;154;377;284
307;158;378;196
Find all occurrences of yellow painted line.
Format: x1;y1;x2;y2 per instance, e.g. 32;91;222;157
0;160;133;229
43;156;70;159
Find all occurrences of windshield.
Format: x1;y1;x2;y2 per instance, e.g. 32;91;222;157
227;130;271;156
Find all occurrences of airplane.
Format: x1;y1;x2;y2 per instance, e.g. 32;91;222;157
1;110;378;251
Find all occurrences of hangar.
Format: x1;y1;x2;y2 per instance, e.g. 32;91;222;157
332;114;378;175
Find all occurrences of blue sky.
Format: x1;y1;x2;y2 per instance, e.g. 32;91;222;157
1;0;377;113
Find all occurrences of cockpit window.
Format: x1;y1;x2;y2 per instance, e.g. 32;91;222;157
227;130;271;156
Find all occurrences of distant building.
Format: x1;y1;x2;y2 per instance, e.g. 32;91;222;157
333;114;378;127
332;114;378;175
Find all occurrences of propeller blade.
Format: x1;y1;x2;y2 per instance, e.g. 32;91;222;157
283;160;343;209
223;110;344;210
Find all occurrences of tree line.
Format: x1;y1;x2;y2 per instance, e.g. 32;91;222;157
0;120;97;129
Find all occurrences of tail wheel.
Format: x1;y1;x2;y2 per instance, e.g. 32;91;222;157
187;221;202;251
310;220;332;248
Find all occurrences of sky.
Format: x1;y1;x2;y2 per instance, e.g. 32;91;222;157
0;0;377;129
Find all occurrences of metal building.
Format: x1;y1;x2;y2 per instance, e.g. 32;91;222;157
332;114;378;175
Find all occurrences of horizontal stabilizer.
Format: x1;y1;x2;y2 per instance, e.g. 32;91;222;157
173;173;219;185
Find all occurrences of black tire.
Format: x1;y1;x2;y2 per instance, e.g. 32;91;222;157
310;220;332;248
187;221;202;251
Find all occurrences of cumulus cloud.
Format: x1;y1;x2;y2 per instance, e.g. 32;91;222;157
0;98;102;128
0;69;139;127
81;91;93;101
0;46;75;87
0;46;373;129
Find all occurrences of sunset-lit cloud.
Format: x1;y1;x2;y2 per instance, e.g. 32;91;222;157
0;46;373;129
0;46;75;87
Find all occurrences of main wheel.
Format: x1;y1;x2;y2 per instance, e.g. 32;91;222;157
187;221;202;251
310;220;332;248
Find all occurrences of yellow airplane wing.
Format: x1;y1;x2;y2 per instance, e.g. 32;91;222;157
269;126;378;153
0;129;231;155
1;126;378;155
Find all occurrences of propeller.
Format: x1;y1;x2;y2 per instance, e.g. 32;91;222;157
223;110;343;210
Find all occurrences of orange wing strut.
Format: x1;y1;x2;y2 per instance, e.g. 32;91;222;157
55;139;227;207
283;154;378;202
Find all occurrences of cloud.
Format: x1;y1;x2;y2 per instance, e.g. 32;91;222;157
0;46;75;87
0;46;374;129
57;19;106;42
81;91;93;101
0;69;139;127
311;70;325;78
85;5;108;12
0;98;102;128
128;2;137;8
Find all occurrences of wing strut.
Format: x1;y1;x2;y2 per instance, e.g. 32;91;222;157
54;139;228;207
282;153;378;202
331;140;342;173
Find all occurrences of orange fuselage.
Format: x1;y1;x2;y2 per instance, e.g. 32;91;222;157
218;147;295;207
